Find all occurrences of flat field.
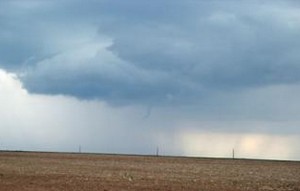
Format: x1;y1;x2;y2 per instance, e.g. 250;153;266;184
0;152;299;191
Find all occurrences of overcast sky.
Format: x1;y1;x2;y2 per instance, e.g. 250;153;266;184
1;0;300;160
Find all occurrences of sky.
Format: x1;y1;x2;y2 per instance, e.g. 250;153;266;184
1;0;300;160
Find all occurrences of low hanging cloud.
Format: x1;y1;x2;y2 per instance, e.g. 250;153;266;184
21;41;183;105
0;1;300;105
1;68;300;159
0;69;159;153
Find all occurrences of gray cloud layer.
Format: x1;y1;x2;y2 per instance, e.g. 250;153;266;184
1;0;300;106
1;1;300;159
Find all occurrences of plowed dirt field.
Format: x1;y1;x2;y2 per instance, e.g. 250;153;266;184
0;151;299;191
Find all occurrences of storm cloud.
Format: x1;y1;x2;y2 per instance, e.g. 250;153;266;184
1;1;300;159
1;69;300;159
0;1;299;104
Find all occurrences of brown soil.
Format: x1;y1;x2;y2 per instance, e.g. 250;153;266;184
0;151;299;191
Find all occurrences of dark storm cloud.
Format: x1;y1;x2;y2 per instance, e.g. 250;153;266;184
106;1;300;88
1;0;300;104
2;1;300;159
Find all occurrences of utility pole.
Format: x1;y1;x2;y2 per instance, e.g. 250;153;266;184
156;146;159;157
232;148;235;159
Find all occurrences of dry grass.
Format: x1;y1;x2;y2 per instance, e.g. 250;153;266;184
0;151;299;191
